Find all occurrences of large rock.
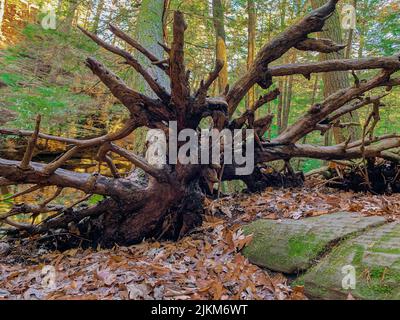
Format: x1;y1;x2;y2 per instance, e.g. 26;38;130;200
242;212;386;273
300;222;400;300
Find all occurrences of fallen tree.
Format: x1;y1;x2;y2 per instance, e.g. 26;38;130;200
1;0;400;247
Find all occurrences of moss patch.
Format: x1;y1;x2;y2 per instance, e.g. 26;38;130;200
301;222;400;300
242;212;386;274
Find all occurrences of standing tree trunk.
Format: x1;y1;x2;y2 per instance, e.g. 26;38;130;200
135;0;170;94
277;0;288;133
131;0;170;154
212;0;228;95
60;0;79;33
345;0;357;58
92;0;105;34
0;0;5;40
281;52;297;130
277;78;283;133
311;0;360;143
246;0;256;111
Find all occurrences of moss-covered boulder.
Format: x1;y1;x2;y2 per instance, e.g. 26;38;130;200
300;222;400;300
242;212;386;273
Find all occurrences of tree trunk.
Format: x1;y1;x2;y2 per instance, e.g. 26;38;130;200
246;0;256;111
136;0;170;94
345;0;357;59
277;79;283;133
131;0;170;155
311;0;360;143
60;0;79;33
212;0;228;94
92;0;105;34
0;0;5;40
282;52;297;130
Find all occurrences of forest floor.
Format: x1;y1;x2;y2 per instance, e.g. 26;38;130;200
1;182;399;300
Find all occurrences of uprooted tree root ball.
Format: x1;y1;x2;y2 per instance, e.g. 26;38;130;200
1;0;400;248
312;158;400;194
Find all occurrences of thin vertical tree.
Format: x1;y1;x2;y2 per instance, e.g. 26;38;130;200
0;0;5;41
212;0;228;94
246;0;256;111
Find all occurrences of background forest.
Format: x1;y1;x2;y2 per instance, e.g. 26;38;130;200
0;0;399;176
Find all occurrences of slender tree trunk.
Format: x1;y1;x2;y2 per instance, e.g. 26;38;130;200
277;0;288;134
0;0;5;40
246;0;256;110
282;52;296;130
358;27;365;59
92;0;105;34
277;79;283;133
282;75;293;130
212;0;228;94
60;0;79;33
345;0;357;59
296;74;319;170
311;0;360;143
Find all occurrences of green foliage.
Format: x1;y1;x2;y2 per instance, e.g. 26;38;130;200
3;85;92;130
88;194;104;205
0;73;23;87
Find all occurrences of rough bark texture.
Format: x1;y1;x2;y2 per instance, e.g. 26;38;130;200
1;0;400;248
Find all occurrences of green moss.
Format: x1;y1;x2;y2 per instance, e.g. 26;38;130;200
288;233;320;257
370;248;400;254
302;227;400;300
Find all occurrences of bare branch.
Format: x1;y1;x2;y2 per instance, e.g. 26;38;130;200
41;187;63;207
275;69;397;144
254;114;274;138
328;94;388;123
109;24;169;73
295;38;346;53
195;59;224;103
252;88;281;111
257;137;400;163
19;115;41;169
79;26;170;103
0;178;13;186
158;41;171;55
1;119;139;148
97;143;120;178
0;158;140;200
86;58;157;114
1;184;42;201
269;55;400;77
229;89;279;130
170;11;190;127
109;144;169;183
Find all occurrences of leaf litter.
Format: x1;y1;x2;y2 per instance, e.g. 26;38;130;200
1;186;399;300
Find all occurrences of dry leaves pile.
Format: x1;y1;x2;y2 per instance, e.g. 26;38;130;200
1;186;399;300
0;217;290;300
